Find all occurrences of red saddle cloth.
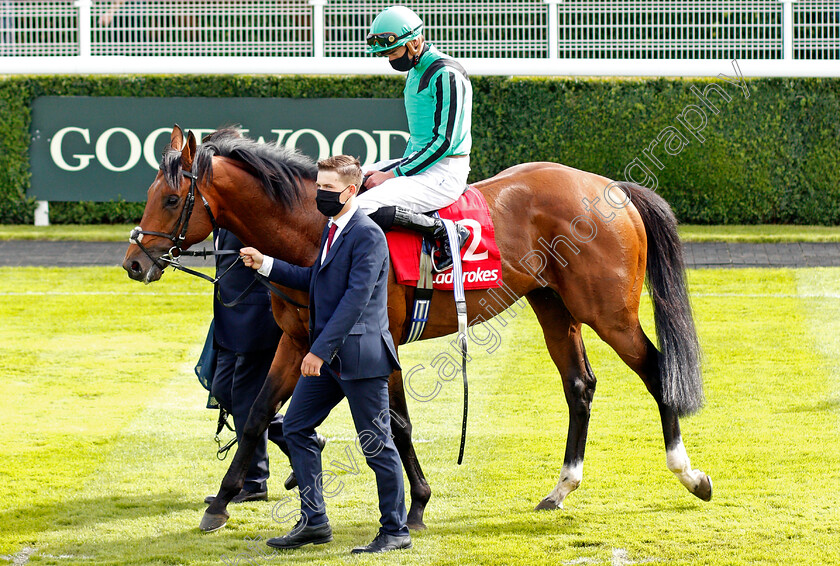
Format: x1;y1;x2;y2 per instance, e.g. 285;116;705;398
386;186;502;291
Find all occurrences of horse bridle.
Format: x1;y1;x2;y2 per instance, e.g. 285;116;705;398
129;168;230;282
129;164;308;309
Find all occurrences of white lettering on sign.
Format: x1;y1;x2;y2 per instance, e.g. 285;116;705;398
372;130;411;162
50;127;95;171
143;127;172;169
332;129;377;166
49;127;409;173
280;129;331;160
269;129;293;148
95;127;142;172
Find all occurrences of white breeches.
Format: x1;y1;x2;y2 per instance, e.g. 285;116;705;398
357;156;471;214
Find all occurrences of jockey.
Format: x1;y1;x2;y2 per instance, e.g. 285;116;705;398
361;5;472;272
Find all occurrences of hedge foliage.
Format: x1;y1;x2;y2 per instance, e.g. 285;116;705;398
1;74;838;224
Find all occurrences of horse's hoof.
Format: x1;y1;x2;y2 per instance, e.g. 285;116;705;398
534;497;563;511
200;511;230;533
691;473;713;502
407;519;427;531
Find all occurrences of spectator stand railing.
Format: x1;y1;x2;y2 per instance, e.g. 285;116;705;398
0;0;838;76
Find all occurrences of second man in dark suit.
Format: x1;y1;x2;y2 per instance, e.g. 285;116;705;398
206;228;287;503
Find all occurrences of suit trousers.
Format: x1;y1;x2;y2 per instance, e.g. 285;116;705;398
283;370;409;537
211;347;288;492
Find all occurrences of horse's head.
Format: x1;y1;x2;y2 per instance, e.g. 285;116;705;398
123;125;215;283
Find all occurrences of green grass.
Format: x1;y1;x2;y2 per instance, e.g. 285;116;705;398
3;224;840;243
677;224;840;243
0;225;139;242
1;267;839;565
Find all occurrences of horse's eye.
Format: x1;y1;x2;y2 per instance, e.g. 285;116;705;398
165;195;180;207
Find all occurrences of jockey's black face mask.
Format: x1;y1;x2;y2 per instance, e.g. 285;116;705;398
389;48;414;72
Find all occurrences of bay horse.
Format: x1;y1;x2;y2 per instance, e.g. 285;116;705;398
123;126;711;533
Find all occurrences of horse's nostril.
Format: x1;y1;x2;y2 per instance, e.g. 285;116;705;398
130;261;142;274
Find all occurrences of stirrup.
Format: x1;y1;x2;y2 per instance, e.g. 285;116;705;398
431;223;470;273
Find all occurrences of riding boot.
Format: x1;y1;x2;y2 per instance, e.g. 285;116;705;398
391;207;469;272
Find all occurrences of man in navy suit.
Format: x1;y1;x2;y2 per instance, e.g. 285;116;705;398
205;228;289;503
240;155;411;554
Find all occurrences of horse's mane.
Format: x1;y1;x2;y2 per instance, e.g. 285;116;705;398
160;128;318;208
160;144;186;192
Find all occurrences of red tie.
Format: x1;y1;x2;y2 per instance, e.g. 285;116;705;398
325;223;338;254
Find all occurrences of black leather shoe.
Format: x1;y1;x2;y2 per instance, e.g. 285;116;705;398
350;532;412;554
284;433;327;490
203;488;267;505
266;521;333;550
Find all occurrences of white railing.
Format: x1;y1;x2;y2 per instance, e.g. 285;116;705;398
556;1;783;60
91;0;313;56
0;0;78;56
1;0;839;75
794;0;839;60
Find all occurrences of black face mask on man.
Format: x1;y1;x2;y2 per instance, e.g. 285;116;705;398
315;187;349;217
389;48;415;72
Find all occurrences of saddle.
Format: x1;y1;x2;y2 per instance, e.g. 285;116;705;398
386;186;502;292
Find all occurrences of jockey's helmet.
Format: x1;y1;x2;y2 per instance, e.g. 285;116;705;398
366;6;423;55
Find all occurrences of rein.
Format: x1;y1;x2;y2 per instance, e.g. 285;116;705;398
129;166;309;310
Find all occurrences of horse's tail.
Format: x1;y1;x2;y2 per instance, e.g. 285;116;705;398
619;181;704;417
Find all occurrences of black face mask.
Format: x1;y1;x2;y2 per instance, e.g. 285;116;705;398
315;187;348;217
389;48;414;72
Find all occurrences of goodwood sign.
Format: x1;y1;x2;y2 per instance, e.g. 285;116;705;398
29;97;409;202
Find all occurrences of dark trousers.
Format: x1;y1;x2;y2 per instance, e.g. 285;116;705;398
211;347;288;492
283;370;408;537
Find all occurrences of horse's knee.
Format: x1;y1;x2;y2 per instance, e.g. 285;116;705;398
239;409;274;444
379;405;412;440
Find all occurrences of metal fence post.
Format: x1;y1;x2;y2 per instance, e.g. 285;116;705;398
780;0;796;60
310;0;327;58
545;0;560;59
75;0;92;57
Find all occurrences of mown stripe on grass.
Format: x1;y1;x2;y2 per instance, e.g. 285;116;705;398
0;267;212;559
0;292;205;296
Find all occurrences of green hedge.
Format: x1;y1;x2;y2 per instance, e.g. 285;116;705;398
1;75;838;224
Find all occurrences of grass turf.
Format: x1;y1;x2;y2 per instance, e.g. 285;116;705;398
4;224;840;243
0;225;138;242
677;224;840;243
1;266;838;565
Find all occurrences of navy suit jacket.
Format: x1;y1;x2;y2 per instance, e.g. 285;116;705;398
214;229;282;353
267;208;400;380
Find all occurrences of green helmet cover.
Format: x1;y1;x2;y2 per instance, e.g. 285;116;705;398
366;6;423;54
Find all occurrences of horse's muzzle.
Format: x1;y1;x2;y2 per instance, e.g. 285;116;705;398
123;247;164;284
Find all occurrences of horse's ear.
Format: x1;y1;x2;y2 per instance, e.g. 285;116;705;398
181;130;196;169
170;124;185;151
187;130;197;154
